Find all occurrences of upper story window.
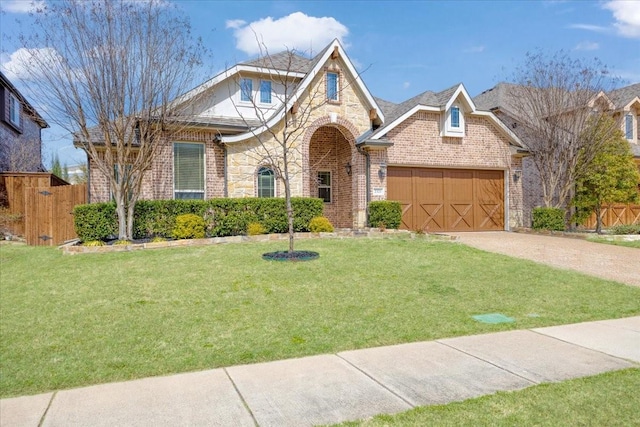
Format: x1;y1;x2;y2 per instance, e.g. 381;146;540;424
260;80;271;104
8;93;21;128
625;114;634;140
240;78;252;102
174;142;205;200
443;104;465;137
451;106;460;128
326;72;338;102
257;167;275;197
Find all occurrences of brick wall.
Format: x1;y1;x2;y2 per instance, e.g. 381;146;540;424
384;111;524;228
0;87;43;172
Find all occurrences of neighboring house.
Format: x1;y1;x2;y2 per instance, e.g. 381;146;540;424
78;39;527;231
0;71;49;173
474;82;640;226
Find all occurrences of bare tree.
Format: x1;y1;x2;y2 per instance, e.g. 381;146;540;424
0;137;42;172
17;0;204;239
508;50;619;210
230;44;364;253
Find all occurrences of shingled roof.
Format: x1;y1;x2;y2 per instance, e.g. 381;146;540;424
240;51;313;74
608;83;640;109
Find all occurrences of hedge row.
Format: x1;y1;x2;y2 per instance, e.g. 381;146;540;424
74;197;324;241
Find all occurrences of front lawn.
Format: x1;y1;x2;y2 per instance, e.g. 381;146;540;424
587;237;640;249
2;238;639;397
335;368;640;426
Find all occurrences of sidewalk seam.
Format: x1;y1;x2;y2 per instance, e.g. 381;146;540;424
529;329;640;366
37;391;56;427
335;354;416;408
223;367;259;427
435;341;539;385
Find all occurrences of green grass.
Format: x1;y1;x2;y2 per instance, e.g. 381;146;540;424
1;238;639;397
334;368;640;426
587;237;640;248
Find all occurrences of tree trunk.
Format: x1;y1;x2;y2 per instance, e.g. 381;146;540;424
595;204;603;234
126;200;135;241
115;192;127;240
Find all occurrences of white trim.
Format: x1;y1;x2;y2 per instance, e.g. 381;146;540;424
444;84;477;112
221;39;385;144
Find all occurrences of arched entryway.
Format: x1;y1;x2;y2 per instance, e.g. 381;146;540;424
307;124;357;228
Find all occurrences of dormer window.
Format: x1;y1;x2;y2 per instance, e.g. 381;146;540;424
625;114;633;140
240;78;252;102
444;103;465;137
260;80;271;104
451;106;460;128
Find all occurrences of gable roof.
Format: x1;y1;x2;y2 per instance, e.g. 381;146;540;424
608;83;640;110
0;71;49;128
221;39;384;144
366;83;524;148
240;51;313;74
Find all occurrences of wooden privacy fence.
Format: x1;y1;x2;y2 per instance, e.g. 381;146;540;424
583;203;640;229
1;173;86;246
25;184;87;245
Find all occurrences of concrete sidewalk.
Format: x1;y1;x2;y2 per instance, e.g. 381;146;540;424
2;317;639;427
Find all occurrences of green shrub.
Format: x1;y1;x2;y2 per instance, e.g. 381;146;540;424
74;203;117;242
368;201;402;229
172;214;206;239
247;222;267;236
532;207;566;231
74;197;324;241
608;223;640;235
151;236;166;243
83;240;105;247
309;216;334;232
113;239;131;246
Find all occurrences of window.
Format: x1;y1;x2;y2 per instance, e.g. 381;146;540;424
174;142;204;199
451;106;460;128
443;104;465;137
257;167;275;197
240;78;252;102
625;114;634;140
8;93;20;127
317;171;331;202
326;72;338;101
260;80;271;104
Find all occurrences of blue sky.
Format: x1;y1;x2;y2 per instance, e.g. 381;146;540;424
1;0;639;167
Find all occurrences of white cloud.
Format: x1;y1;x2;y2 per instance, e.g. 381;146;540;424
574;41;600;51
229;12;349;56
603;0;640;38
403;81;410;89
568;23;609;33
464;45;485;53
225;19;246;29
0;47;61;81
1;0;45;14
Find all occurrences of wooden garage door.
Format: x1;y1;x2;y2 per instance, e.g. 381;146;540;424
387;167;504;232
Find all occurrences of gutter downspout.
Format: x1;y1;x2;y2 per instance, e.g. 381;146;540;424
357;145;370;227
213;135;228;197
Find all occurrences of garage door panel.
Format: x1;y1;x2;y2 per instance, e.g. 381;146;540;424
447;203;474;231
388;167;505;232
418;203;445;232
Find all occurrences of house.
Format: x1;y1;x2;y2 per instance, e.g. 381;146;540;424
474;82;640;226
0;71;49;173
78;39;527;231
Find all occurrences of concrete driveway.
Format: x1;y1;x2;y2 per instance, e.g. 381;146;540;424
450;232;640;287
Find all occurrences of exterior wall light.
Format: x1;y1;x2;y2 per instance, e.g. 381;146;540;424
378;162;387;179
